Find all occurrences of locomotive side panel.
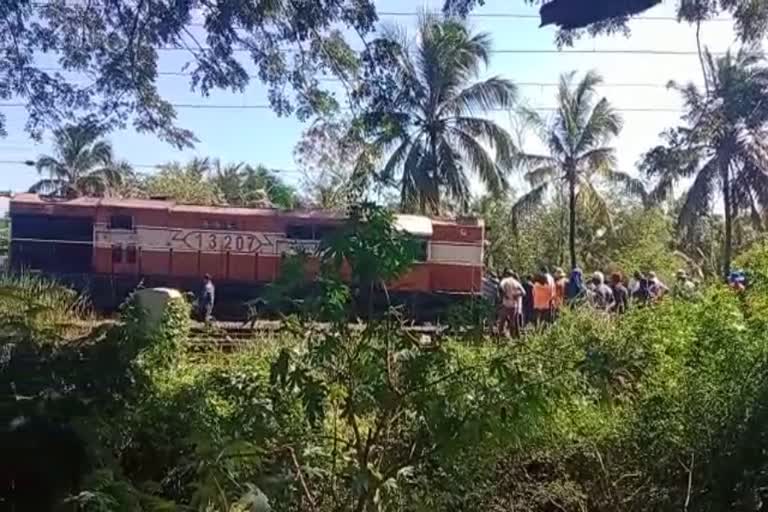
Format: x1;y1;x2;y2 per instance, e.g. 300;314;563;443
390;264;431;292
199;251;227;279
170;251;199;278
10;196;97;274
93;202;171;276
430;264;483;292
256;255;280;282
9;194;486;317
140;249;171;276
228;253;257;281
421;219;484;293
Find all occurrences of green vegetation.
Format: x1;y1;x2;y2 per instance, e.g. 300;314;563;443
446;0;768;46
212;161;300;209
354;15;517;214
9;5;768;511
640;48;768;278
0;273;91;340
479;194;688;281
29;123;132;198
102;156;298;209
514;70;631;269
0;216;8;260
5;208;768;511
3;1;764;147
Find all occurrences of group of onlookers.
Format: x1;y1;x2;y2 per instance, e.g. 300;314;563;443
486;266;704;338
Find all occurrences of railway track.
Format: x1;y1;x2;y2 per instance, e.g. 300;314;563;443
187;320;446;351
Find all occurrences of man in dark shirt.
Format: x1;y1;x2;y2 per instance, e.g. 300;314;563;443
522;275;535;327
589;271;614;311
610;272;629;314
200;273;215;322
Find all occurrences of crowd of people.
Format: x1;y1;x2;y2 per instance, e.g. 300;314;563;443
484;266;711;338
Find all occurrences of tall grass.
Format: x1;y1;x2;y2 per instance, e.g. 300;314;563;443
0;272;91;341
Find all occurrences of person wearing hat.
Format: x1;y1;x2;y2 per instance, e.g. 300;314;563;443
673;269;696;299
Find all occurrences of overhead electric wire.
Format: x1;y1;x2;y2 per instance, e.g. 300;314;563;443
121;46;728;56
375;10;733;22
0;158;305;174
33;67;700;89
28;1;733;22
4;44;726;56
0;102;683;113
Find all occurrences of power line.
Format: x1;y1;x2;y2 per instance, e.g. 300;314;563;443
8;43;727;56
29;1;732;22
375;10;733;22
143;46;726;56
0;158;305;174
34;67;701;89
0;102;683;113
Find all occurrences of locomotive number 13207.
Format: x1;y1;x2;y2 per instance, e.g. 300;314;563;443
189;232;261;252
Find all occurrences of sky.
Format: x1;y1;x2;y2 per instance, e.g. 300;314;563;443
0;0;742;202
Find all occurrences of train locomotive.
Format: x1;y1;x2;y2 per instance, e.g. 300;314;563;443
8;193;486;319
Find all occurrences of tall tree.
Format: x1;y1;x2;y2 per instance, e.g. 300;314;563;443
354;15;517;214
514;70;626;270
29;124;131;197
211;161;247;205
445;1;768;47
212;161;299;209
641;48;768;278
143;161;223;206
294;116;373;210
0;1;379;146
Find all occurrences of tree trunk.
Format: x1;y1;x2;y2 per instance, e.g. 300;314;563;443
558;183;567;266
723;162;733;280
568;163;577;270
429;130;439;214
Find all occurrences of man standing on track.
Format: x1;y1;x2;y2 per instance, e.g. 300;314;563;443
498;269;525;338
200;273;215;323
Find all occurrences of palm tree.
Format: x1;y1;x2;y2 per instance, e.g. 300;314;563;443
29;124;131;197
211;160;299;209
642;48;768;277
513;71;630;270
357;15;517;213
211;160;247;203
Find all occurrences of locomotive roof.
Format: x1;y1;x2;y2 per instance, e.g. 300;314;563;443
10;193;483;226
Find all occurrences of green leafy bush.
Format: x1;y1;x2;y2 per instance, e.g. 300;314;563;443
0;272;91;342
13;219;768;512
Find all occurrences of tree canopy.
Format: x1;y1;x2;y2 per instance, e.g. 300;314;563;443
28;123;131;197
0;0;379;146
212;161;300;209
354;15;517;214
514;71;630;269
444;0;768;46
139;157;299;208
641;48;768;277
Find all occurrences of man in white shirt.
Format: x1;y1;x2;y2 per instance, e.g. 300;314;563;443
498;270;526;338
648;271;669;299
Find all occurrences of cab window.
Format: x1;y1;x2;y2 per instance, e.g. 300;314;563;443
109;215;134;230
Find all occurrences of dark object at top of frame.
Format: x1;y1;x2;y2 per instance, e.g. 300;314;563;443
539;0;662;29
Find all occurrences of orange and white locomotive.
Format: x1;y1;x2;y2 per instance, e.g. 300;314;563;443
9;193;485;316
